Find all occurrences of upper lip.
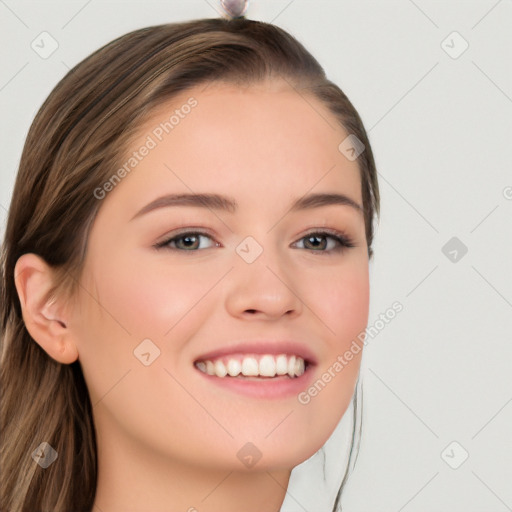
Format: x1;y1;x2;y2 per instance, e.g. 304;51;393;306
194;340;318;366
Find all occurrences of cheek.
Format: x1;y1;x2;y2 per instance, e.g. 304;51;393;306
85;252;203;341
71;253;180;403
293;260;368;440
117;258;220;346
75;253;220;393
311;260;370;347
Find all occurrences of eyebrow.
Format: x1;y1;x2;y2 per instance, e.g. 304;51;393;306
130;192;364;221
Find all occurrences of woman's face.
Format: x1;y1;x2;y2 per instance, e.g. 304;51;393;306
72;79;369;474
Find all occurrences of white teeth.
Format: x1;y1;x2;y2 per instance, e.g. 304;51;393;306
241;357;259;376
214;360;228;377
296;357;304;376
226;359;241;377
259;355;276;377
287;355;296;377
275;354;288;375
205;360;215;376
195;353;307;378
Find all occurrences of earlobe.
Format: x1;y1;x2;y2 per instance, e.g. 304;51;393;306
13;253;79;365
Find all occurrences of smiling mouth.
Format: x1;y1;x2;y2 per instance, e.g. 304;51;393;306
194;353;310;379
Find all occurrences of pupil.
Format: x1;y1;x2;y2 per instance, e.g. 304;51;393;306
182;236;197;248
307;235;325;250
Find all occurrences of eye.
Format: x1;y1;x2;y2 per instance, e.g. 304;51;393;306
154;230;219;251
293;229;356;254
154;228;356;253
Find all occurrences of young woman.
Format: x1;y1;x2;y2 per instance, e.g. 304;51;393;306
0;15;379;512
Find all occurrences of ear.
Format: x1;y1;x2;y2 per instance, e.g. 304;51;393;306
14;253;79;364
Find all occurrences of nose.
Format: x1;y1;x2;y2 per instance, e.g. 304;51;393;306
224;244;303;321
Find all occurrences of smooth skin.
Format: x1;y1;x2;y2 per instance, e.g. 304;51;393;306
14;79;369;512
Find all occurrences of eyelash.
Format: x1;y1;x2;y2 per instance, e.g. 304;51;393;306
154;228;356;255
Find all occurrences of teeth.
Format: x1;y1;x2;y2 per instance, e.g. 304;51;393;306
206;360;215;375
195;354;306;379
276;355;288;375
241;357;259;376
259;355;276;377
226;359;241;377
214;360;228;377
296;357;305;376
288;355;296;377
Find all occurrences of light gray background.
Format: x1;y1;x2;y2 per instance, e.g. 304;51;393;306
1;1;511;511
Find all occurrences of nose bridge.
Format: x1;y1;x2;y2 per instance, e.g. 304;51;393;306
236;229;287;279
225;231;303;317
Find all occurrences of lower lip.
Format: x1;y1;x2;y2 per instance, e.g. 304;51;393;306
194;365;316;399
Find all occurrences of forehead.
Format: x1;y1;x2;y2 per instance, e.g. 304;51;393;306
142;79;350;152
105;79;362;214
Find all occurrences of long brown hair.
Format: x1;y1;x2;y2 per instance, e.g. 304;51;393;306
0;17;380;512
